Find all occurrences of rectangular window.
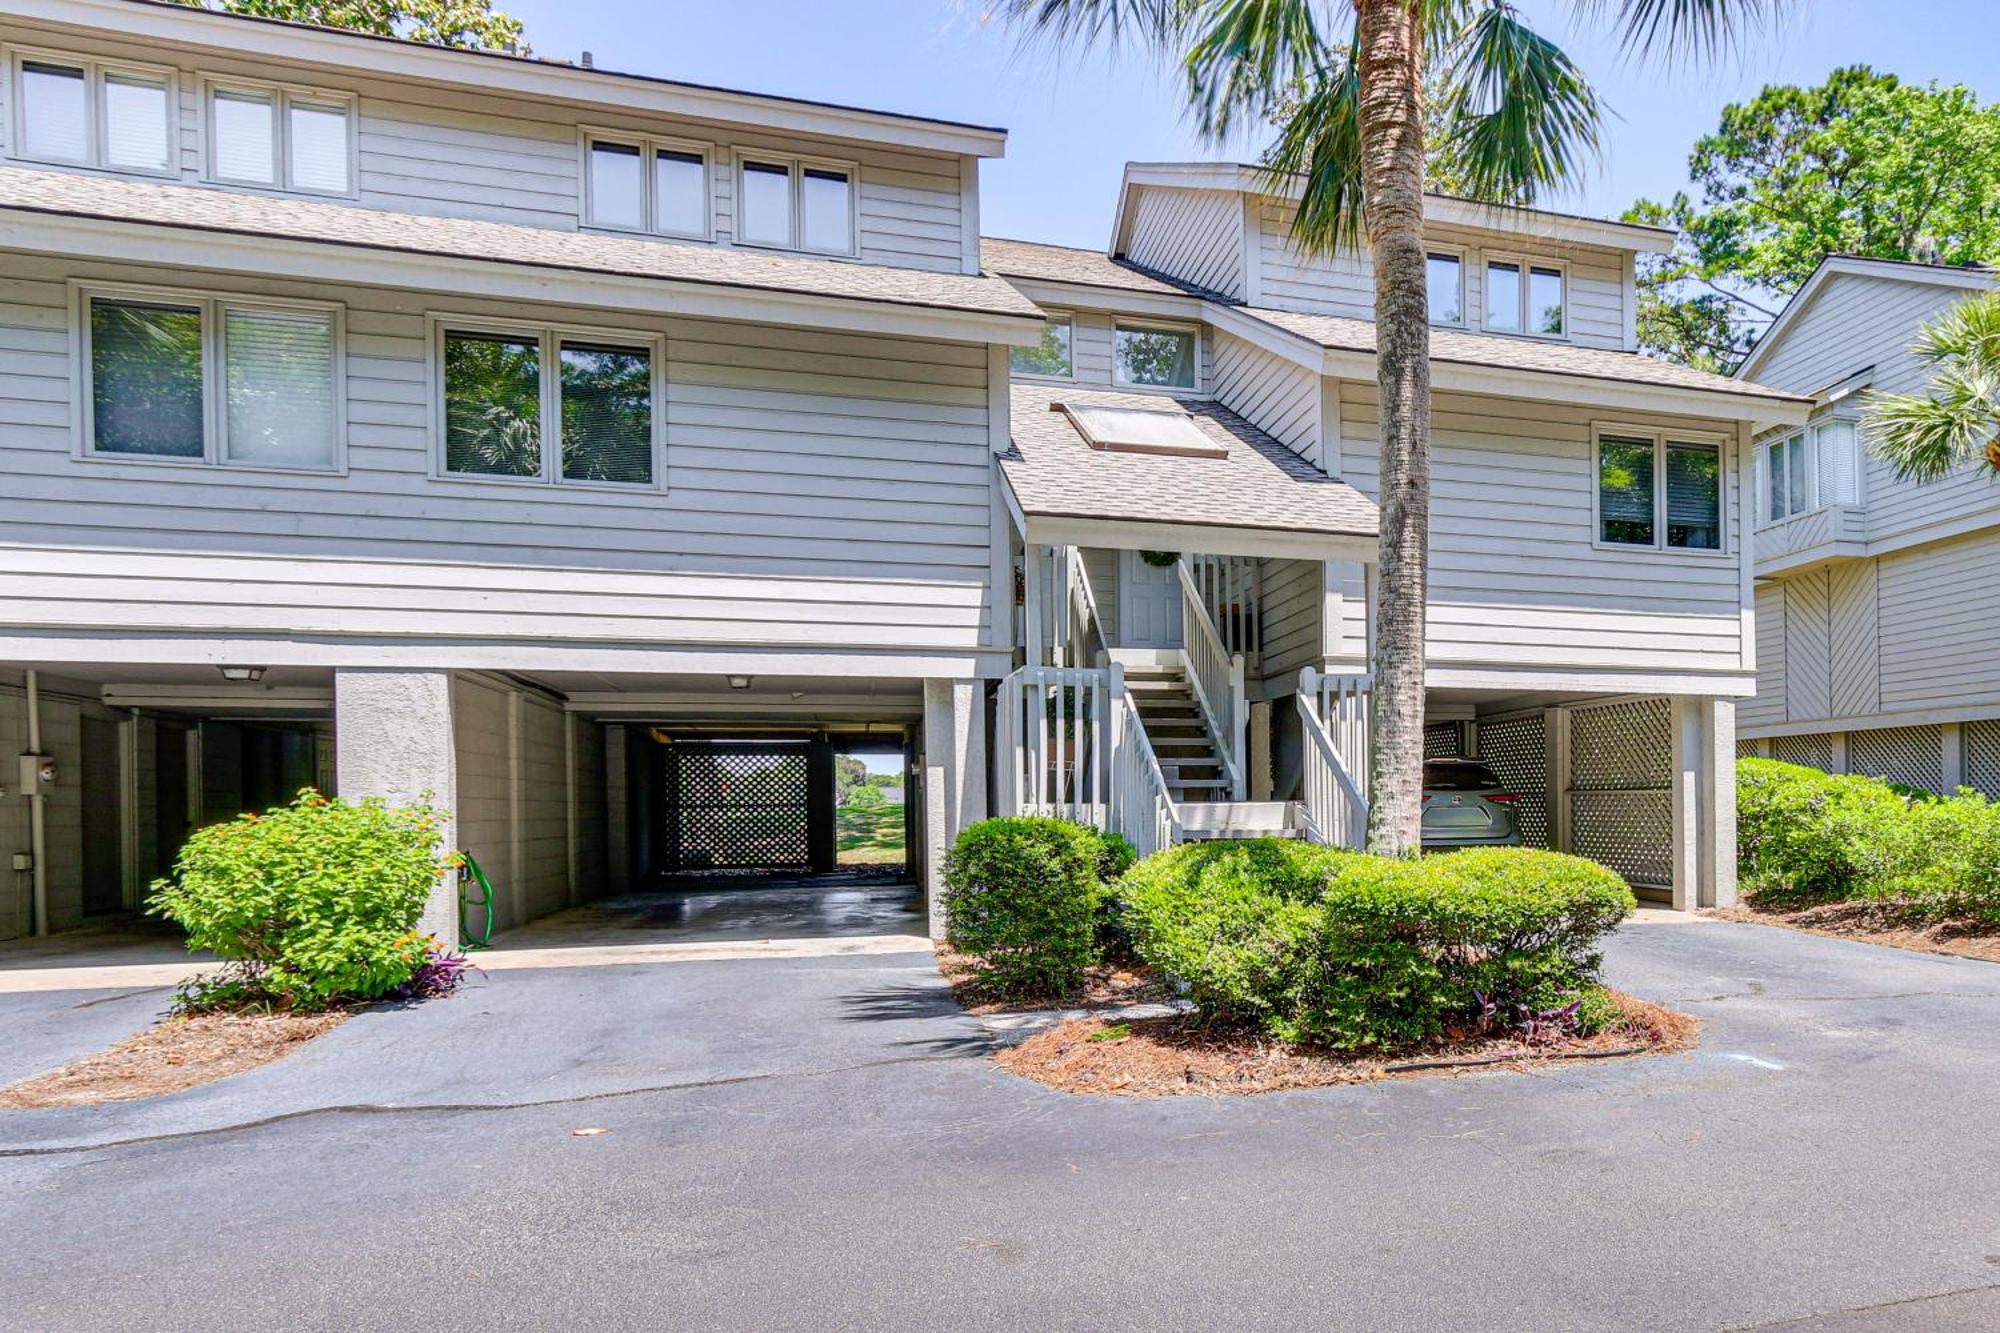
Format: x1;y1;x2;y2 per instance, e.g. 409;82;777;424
1599;429;1726;552
800;166;852;253
223;307;337;469
739;160;793;247
1426;253;1462;325
1529;266;1565;336
89;298;204;459
588;140;645;228
81;288;341;470
1011;315;1073;378
1766;438;1788;522
1485;261;1521;332
654;149;707;235
1813;418;1859;505
207;83;353;194
11;54;175;174
583;137;710;238
440;322;659;488
1114;324;1197;389
1786;433;1807;514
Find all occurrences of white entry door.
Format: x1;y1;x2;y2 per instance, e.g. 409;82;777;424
1119;551;1185;648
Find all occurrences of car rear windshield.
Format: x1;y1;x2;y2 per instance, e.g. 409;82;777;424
1424;761;1503;791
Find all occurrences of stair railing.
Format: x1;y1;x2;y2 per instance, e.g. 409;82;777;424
1188;553;1262;663
995;664;1112;824
1109;662;1182;857
1296;666;1371;849
1067;548;1111;668
1177;556;1247;800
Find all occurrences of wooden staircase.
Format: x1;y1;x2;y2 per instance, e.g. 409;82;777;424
1124;662;1306;840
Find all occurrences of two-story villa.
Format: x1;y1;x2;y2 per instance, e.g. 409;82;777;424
1734;255;2000;798
0;2;1806;948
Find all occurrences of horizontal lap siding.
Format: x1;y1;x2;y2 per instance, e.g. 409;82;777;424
1125;187;1243;299
1340;382;1743;672
0;255;993;650
1876;527;2000;713
1740;582;1786;729
1256;557;1321;689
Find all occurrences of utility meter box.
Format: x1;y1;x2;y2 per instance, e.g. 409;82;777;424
17;753;53;790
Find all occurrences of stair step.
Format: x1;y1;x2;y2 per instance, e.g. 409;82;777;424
1169;778;1233;791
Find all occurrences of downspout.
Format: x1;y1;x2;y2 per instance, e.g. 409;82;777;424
25;669;48;937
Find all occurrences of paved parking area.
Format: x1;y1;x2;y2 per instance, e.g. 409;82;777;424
2;917;1996;1331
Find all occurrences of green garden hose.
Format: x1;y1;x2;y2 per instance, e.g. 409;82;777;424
458;852;495;950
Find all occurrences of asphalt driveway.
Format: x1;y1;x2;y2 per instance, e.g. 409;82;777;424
2;918;1996;1332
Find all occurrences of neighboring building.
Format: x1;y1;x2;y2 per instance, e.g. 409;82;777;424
0;4;1806;946
1733;254;2000;798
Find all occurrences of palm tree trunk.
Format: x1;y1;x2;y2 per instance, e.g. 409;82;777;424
1357;0;1430;857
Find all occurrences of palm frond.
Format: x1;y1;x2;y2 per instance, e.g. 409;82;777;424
1182;0;1329;139
996;0;1195;55
1863;371;2000;485
1574;0;1789;59
1257;35;1366;257
1909;289;2000;368
1431;2;1602;206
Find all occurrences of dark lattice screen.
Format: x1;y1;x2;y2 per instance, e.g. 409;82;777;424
669;745;812;871
1568;697;1672;889
1424;722;1464;760
1847;724;1944;793
1966;719;2000;799
1476;714;1549;850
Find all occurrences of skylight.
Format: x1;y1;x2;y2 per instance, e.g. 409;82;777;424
1054;402;1226;459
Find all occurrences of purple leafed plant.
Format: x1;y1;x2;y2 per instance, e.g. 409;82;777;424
1518;999;1584;1045
394;945;480;1001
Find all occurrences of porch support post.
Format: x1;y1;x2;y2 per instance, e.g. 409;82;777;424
921;678;987;940
1023;542;1046;669
1670;697;1700;911
334;668;460;942
1671;695;1737;912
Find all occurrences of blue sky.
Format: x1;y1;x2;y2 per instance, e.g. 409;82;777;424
506;0;2000;249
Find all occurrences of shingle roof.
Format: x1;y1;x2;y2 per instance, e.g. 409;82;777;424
1002;384;1378;538
1236;306;1806;404
981;237;1214;299
0;166;1044;322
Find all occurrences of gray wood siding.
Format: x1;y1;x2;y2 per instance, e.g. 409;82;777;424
1827;560;1880;718
1876;525;2000;715
1783;569;1831;722
1256;556;1322;688
1210;331;1321;469
0;26;971;272
1339;381;1745;674
1258;206;1631;351
1742;581;1786;730
0;255;994;651
1124;186;1243;299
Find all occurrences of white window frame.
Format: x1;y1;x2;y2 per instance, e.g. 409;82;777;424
1758;409;1865;528
1590;422;1730;556
1009;310;1076;382
579;128;714;240
1483;251;1570;342
428;313;667;493
1425;245;1467;329
4;45;178;177
732;151;859;257
199;74;358;198
1111;318;1202;393
70;280;348;475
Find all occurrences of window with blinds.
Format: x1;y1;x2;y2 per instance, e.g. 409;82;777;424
1597;430;1725;552
1759;416;1859;525
207;82;353;195
82;290;342;470
9;52;173;174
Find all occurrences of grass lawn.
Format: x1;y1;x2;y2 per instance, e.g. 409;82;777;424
837;801;905;865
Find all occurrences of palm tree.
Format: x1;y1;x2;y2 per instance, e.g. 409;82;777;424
1003;0;1787;855
1864;291;2000;483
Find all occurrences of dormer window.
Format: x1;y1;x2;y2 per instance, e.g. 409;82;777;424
205;79;354;195
1113;322;1197;390
1426;252;1463;326
584;134;711;238
8;51;174;175
737;156;855;255
1485;257;1566;338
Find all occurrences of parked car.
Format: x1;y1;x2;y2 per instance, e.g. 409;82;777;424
1420;758;1524;849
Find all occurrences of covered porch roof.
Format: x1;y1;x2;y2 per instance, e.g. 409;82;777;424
999;385;1379;562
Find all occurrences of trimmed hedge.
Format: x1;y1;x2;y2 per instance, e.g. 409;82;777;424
943;817;1112;995
1119;840;1634;1051
1737;758;1908;906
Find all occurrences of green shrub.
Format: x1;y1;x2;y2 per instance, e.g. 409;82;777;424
1883;791;2000;927
942;816;1105;995
148;789;456;1007
1119;840;1633;1052
1091;831;1141;961
1736;758;1910;907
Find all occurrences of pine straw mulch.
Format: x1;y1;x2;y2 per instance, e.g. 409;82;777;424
995;990;1700;1098
935;945;1177;1015
0;1009;353;1110
1706;900;2000;965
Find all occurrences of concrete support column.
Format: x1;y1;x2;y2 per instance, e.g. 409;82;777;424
334;668;459;943
1670;696;1738;912
921;678;988;940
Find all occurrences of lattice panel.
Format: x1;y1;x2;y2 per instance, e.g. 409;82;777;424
1569;697;1672;888
1568;698;1671;790
671;748;811;870
1965;719;2000;799
1768;733;1833;771
1476;714;1550;849
1425;722;1464;760
1846;725;1944;793
1736;738;1762;759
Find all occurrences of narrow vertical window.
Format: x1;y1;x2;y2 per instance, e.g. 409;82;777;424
588;140;644;228
739;160;793;246
1485;261;1522;332
1597;436;1656;546
89;298;205;459
1785;433;1808;514
800;166;852;252
1011;316;1073;378
102;73;171;172
224;307;337;469
1529;266;1565;336
287;100;351;193
653;148;706;235
1426;253;1462;325
212;90;277;184
560;342;653;484
1814;419;1858;505
1665;442;1721;550
443;331;543;478
1766;440;1787;522
20;61;89;163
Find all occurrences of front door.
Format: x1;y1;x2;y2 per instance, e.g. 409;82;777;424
1119;551;1184;648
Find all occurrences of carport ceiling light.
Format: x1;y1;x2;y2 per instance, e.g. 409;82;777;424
218;665;266;682
727;675;752;690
